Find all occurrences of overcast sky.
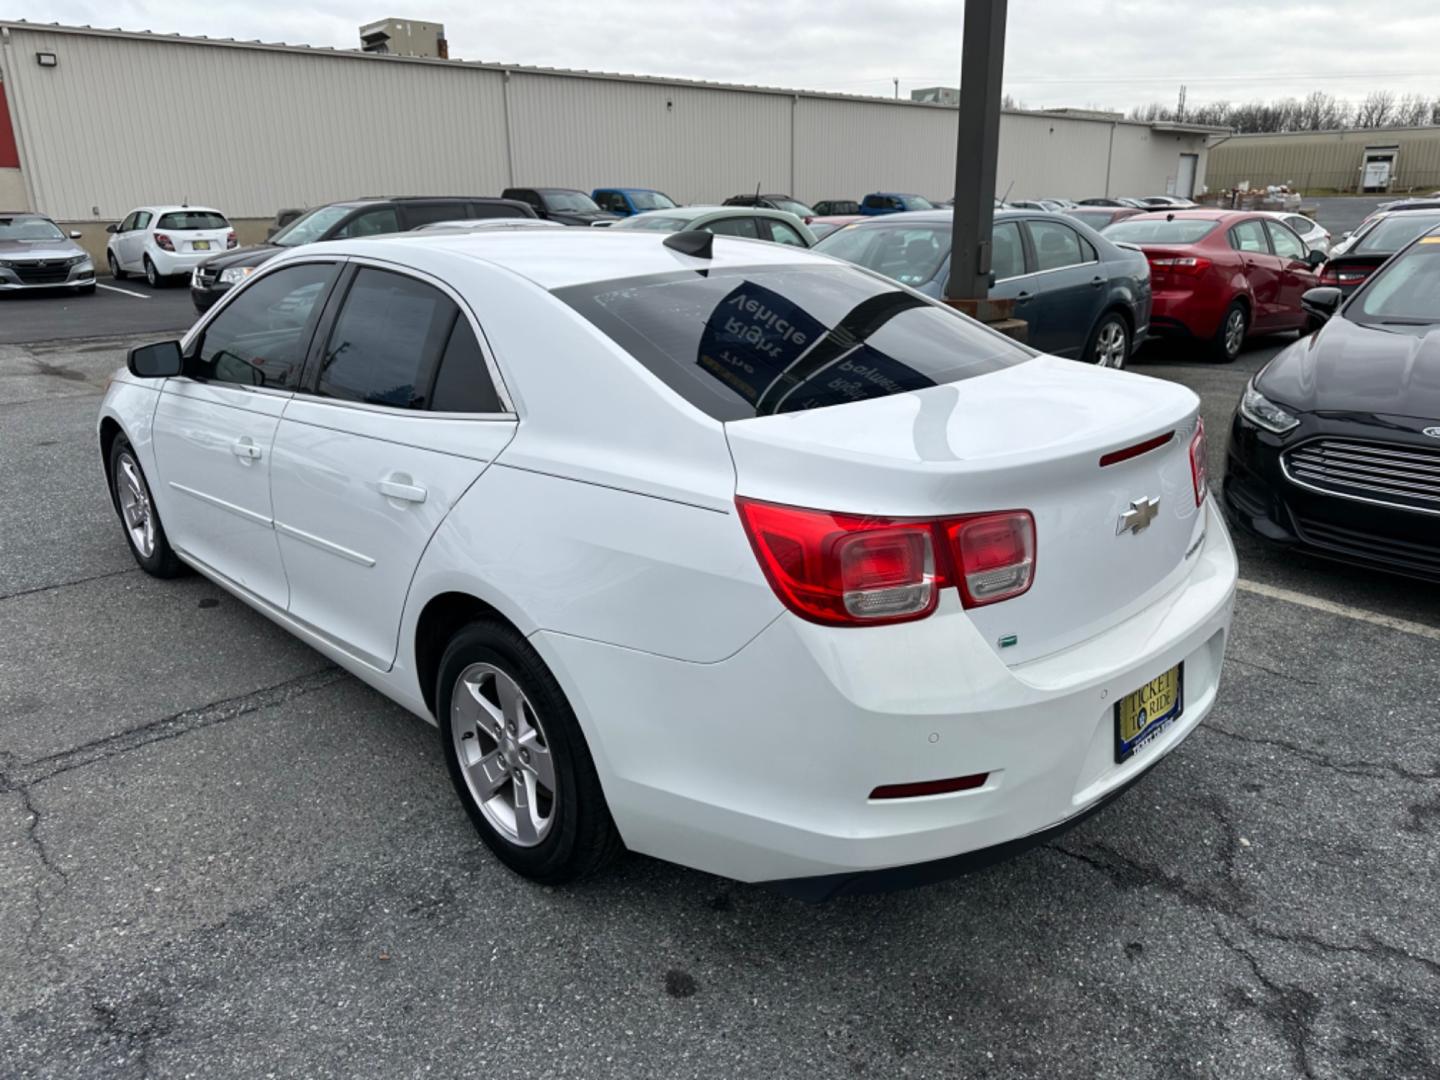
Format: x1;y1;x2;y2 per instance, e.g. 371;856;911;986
10;1;1440;112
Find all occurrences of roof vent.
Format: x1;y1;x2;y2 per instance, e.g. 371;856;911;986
663;231;714;259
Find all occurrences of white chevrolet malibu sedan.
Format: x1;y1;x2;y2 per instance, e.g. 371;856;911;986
97;228;1236;899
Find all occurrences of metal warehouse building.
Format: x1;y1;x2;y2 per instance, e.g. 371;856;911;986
1207;126;1440;194
0;20;1217;255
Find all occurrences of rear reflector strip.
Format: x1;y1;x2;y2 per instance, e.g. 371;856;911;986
870;773;989;800
1099;431;1175;467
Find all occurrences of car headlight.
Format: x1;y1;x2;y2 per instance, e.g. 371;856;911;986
70;254;92;267
219;266;256;285
1240;381;1300;434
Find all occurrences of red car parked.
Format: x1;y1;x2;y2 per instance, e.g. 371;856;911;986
1103;209;1325;361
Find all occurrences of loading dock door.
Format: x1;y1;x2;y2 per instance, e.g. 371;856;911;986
1176;154;1198;198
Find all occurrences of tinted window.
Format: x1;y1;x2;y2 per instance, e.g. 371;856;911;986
470;201;528;220
1265;221;1306;260
1355;238;1440;323
431;318;504;413
767;220;807;247
157;211;229;230
542;191;602;213
1355;213;1440;254
402;202;467;228
706;216;760;239
815;224;947;287
555;265;1030;422
1028;220;1085;271
594;191;626;213
1104;219;1219;245
1229;221;1269;253
862;195;886;210
318;268;454;408
334;207;400;239
992;221;1024;280
193;263;337;389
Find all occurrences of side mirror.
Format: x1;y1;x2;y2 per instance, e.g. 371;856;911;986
1305;249;1326;269
105;223;119;234
1300;286;1343;329
69;230;83;240
127;340;184;379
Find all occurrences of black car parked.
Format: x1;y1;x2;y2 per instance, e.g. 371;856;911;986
191;196;535;313
811;199;859;216
1320;209;1440;297
1224;224;1440;582
500;188;618;226
812;209;1151;367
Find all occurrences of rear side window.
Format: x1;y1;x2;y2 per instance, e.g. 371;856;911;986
992;221;1025;279
194;263;337;389
766;220;808;247
1027;221;1086;271
470;201;528;220
555;265;1030;422
1104;219;1219;245
157;211;229;230
707;216;759;239
402;202;467;228
1285;216;1313;234
1229;220;1269;253
318;268;455;409
430;318;504;413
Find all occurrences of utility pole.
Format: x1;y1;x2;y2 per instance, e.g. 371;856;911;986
893;77;899;99
1177;84;1187;123
945;0;1008;304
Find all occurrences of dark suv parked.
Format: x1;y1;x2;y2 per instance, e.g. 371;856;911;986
190;196;534;312
722;193;816;220
501;188;618;226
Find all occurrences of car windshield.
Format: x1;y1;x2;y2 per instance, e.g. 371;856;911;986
1354;213;1440;254
614;215;690;232
629;191;677;211
771;198;816;218
901;196;936;210
813;224;949;288
1102;219;1219;244
544;191;602;213
1353;237;1440;324
156;211;229;230
270;205;354;247
555;265;1028;422
0;216;65;242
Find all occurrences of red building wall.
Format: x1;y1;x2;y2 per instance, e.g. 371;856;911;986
0;83;20;168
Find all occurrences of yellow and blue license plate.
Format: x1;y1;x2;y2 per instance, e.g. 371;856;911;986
193;240;210;250
1114;664;1183;763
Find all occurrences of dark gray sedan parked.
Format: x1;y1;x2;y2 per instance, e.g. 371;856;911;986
812;209;1151;366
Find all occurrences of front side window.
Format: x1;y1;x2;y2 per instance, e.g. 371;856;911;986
318;268;454;409
1229;220;1269;253
119;212;139;233
594;192;625;213
706;216;760;239
134;212;153;230
157;211;229;230
992;221;1025;280
555;265;1030;422
1265;221;1307;261
192;263;337;389
334;207;401;239
1027;221;1086;271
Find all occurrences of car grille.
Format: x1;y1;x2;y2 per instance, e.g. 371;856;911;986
1292;514;1440;579
1284;438;1440;514
14;261;72;285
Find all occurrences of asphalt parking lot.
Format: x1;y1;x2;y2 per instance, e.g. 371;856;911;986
2;238;1438;1079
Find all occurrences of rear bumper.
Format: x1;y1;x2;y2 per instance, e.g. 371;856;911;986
1149;290;1227;340
150;248;221;275
533;501;1237;888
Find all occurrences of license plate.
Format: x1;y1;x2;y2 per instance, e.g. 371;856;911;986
193;240;210;250
1114;663;1183;762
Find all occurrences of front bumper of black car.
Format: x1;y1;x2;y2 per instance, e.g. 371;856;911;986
1224;410;1440;582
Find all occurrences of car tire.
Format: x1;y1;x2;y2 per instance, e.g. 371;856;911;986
108;251;126;281
437;620;622;885
144;257;163;289
1083;312;1130;368
1210;300;1248;363
108;435;185;578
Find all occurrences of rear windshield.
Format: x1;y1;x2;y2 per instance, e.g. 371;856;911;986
157;211;229;230
770;198;816;218
555;265;1029;422
615;215;689;232
812;224;948;288
1069;210;1117;230
1354;237;1440;324
1102;219;1218;244
1354;213;1440;254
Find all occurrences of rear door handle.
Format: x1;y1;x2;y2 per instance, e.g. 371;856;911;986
378;473;427;504
231;436;262;462
1090;276;1105;288
1015;291;1033;303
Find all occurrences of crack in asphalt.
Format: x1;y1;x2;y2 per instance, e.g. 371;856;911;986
1201;723;1440;785
1213;922;1322;1080
0;566;140;603
1226;656;1320;686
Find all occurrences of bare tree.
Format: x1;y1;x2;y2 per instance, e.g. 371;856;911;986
1354;90;1396;129
1393;93;1431;127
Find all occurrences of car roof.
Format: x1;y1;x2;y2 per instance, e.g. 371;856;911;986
625;205;804;223
328;228;823;291
867;192;926;198
597;187;665;194
137;205;224;214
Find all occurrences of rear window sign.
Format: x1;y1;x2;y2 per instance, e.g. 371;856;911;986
697;283;823;405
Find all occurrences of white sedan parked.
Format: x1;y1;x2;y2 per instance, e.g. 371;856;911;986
97;229;1236;898
1253;210;1330;254
106;205;236;287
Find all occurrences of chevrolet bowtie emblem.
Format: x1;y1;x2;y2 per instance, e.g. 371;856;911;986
1117;496;1161;535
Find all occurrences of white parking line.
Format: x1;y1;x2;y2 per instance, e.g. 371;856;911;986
1237;578;1440;642
96;282;150;300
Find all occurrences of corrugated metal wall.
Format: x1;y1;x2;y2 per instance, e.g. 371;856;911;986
0;22;1212;221
1208;128;1440;192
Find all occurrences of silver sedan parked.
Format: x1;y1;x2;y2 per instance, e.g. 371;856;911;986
0;212;96;294
609;205;816;246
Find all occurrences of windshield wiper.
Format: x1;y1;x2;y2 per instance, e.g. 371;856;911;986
1376;317;1437;326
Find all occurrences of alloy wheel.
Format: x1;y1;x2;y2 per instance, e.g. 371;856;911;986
114;452;155;558
145;260;159;287
450;662;556;847
1224;308;1246;358
1094;320;1128;368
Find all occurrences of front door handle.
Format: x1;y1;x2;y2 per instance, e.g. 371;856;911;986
1015;291;1033;304
231;436;262;462
1091;275;1105;288
379;473;427;504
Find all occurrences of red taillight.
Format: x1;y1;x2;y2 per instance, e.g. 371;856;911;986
154;233;175;251
1099;431;1175;468
1319;266;1370;286
736;499;1035;626
1189;417;1209;507
1147;255;1211;275
946;511;1036;608
226;230;238;249
870;773;989;800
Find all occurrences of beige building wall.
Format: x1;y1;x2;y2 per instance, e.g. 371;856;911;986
0;167;27;210
1208;127;1440;192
